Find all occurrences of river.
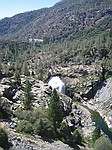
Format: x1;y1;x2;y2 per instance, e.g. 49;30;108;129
91;111;112;142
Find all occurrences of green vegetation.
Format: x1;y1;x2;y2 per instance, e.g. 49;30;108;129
0;1;111;149
16;120;33;134
15;90;84;148
0;93;11;119
14;70;21;85
0;0;111;42
0;128;8;149
0;29;111;85
72;129;83;145
59;122;71;142
90;110;100;120
47;89;63;132
0;24;111;150
22;61;30;76
33;118;54;138
92;125;101;143
94;136;112;150
38;69;43;81
23;79;33;110
16;108;55;138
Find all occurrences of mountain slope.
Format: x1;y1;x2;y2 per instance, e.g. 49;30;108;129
0;0;112;41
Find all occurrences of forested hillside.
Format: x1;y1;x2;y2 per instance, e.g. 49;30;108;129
0;0;111;41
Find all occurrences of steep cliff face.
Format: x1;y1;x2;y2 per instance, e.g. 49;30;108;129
86;77;112;128
0;0;111;41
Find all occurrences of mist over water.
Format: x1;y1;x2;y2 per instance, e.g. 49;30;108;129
48;76;65;94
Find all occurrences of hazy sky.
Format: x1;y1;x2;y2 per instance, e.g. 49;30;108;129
0;0;61;19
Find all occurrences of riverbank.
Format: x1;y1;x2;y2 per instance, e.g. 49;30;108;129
83;77;112;129
82;101;112;143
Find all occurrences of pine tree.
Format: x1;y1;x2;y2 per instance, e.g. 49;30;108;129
48;89;63;132
38;69;43;81
15;70;21;85
22;61;30;76
23;79;33;110
0;58;2;79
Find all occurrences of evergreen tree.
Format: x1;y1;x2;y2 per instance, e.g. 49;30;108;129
15;70;21;85
0;58;2;79
0;93;1;108
38;69;43;81
15;59;22;71
38;60;44;81
22;61;30;76
23;79;33;110
48;89;63;132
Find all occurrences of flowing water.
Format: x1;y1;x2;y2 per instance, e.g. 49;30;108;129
91;111;112;141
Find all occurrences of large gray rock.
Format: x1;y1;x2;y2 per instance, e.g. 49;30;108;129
60;93;72;116
86;77;112;128
8;132;74;150
64;103;95;136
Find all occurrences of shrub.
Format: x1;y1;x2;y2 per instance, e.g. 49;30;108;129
72;129;83;145
59;122;71;138
94;136;112;150
15;108;46;124
0;95;11;119
59;122;73;145
15;108;55;138
16;120;33;134
33;118;54;138
92;125;101;143
0;128;8;149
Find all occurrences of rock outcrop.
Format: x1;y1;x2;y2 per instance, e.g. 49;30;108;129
0;75;95;137
85;77;112;128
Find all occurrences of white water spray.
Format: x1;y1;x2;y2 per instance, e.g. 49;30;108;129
48;76;65;94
